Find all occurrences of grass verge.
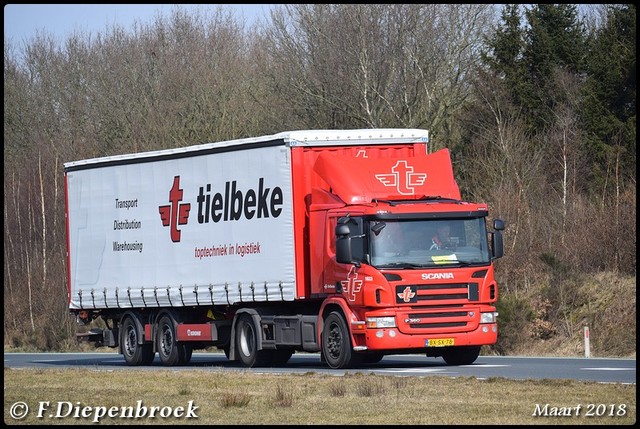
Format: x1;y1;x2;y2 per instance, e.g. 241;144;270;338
4;367;636;425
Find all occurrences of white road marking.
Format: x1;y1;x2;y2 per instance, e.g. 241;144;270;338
581;367;635;371
460;364;509;368
374;368;449;373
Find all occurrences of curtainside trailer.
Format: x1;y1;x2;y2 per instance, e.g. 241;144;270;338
64;129;504;368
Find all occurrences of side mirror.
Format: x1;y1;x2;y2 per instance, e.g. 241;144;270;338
335;217;361;266
335;224;350;237
492;218;505;259
335;223;356;265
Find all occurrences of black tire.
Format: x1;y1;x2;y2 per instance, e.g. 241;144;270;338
270;349;294;366
120;317;155;366
222;344;231;359
441;346;481;365
140;344;156;365
180;343;193;365
156;315;186;366
322;311;362;369
362;352;384;364
235;314;273;367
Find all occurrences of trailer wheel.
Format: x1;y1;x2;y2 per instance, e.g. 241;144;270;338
235;314;273;367
120;317;155;365
181;344;193;365
156;315;187;366
441;346;481;365
322;311;362;369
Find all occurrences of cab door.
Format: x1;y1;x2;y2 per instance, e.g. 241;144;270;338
326;214;366;305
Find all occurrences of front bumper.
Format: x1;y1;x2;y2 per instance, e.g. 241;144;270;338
353;306;498;351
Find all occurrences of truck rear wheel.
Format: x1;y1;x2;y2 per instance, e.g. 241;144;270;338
156;315;190;366
235;314;274;367
322;311;362;369
222;344;231;359
441;346;481;365
120;317;155;366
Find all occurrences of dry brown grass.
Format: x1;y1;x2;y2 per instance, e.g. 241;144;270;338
4;367;635;425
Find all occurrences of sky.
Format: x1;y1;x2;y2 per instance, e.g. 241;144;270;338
4;4;273;45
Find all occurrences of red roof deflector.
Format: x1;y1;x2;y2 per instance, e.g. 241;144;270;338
313;149;461;204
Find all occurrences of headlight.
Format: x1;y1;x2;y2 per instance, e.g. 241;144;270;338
480;312;498;323
366;316;396;328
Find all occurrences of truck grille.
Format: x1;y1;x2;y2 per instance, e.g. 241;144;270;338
395;283;479;304
397;307;480;333
394;283;481;334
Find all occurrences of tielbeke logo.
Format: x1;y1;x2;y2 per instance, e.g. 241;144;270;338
397;286;417;303
375;160;427;195
340;266;363;302
159;175;285;243
159;176;191;243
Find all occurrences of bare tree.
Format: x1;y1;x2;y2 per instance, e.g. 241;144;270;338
461;70;546;297
546;69;585;247
261;4;496;148
4;5;262;349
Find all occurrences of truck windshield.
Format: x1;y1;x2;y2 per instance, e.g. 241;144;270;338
368;218;490;268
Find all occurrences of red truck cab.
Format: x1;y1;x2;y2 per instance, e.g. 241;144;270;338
303;146;504;368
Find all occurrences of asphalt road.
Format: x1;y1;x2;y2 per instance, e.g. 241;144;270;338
4;352;636;384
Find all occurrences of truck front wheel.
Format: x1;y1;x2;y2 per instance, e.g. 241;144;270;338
156;315;190;366
235;314;273;367
322;311;362;369
441;345;481;365
120;317;155;366
362;352;384;364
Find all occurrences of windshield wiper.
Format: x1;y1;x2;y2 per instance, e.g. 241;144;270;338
371;199;396;206
377;260;485;269
420;196;462;203
376;262;424;269
453;261;485;267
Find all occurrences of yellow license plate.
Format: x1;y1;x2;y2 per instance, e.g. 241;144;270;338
426;338;454;347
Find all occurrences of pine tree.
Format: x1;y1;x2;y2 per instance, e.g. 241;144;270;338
580;4;636;193
521;4;587;131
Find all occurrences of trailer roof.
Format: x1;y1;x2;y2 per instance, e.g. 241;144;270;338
64;128;429;170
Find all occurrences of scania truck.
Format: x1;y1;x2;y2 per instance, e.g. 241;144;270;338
64;129;504;368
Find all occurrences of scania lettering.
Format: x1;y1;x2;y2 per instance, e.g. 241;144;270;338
422;273;454;280
64;129;505;369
